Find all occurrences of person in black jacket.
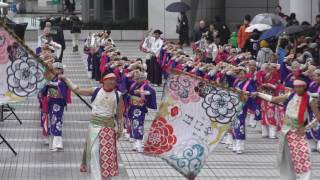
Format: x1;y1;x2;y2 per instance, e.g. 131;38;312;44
70;13;82;52
193;20;207;42
214;16;230;46
244;29;261;59
178;12;189;46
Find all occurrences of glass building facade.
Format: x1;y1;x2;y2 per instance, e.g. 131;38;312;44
81;0;148;23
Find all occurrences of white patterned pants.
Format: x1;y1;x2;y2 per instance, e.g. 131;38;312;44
90;137;112;180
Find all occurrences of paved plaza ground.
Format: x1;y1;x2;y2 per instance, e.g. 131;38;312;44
0;41;320;180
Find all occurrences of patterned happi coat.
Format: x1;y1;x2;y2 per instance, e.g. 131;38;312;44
41;76;70;137
228;76;256;140
306;81;320;140
127;80;157;140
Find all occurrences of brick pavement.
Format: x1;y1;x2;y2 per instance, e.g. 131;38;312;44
0;41;319;180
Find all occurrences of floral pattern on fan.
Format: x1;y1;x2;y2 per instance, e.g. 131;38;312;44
166;75;200;104
144;117;177;155
7;57;45;97
202;89;240;124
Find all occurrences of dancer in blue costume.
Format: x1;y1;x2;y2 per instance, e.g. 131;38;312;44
127;71;157;152
226;67;257;154
306;69;320;152
41;62;71;151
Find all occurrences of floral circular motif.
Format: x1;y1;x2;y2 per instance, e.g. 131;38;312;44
56;121;62;131
144;117;177;155
167;75;200;104
133;109;142;117
202;89;240;124
7;57;45;97
170;106;179;117
132;119;140;129
53;104;61;112
7;42;28;62
51;115;57;125
168;105;181;119
0;30;14;64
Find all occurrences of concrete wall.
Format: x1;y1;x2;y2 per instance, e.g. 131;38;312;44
148;0;179;39
279;0;319;24
225;0;279;30
183;0;225;32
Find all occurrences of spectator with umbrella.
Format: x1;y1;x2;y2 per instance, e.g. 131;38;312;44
178;12;189;46
165;1;190;46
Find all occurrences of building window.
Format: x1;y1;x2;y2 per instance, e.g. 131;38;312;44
89;0;94;9
115;0;129;20
103;0;113;11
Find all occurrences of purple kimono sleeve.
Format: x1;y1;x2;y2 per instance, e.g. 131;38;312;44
145;85;157;110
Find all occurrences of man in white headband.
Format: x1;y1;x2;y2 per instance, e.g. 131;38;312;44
60;70;125;180
251;78;320;180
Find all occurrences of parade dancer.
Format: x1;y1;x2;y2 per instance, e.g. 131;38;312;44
227;67;256;154
61;71;125;180
280;59;311;88
275;84;287;132
127;71;157;152
306;69;320;152
252;79;320;180
41;62;71;151
260;63;280;138
246;60;261;128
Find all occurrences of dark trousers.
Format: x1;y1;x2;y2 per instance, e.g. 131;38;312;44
91;53;101;81
147;56;162;85
58;50;64;62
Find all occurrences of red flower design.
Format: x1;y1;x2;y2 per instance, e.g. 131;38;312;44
144;117;177;155
170;106;179;117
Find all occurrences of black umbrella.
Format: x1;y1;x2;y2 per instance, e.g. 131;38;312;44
277;25;304;36
166;2;190;12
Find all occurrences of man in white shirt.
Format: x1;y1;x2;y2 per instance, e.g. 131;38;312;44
142;29;164;86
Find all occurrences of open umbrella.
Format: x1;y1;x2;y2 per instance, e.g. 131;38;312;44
245;24;271;32
0;2;9;8
166;2;190;12
251;13;286;27
277;25;305;37
259;26;285;40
